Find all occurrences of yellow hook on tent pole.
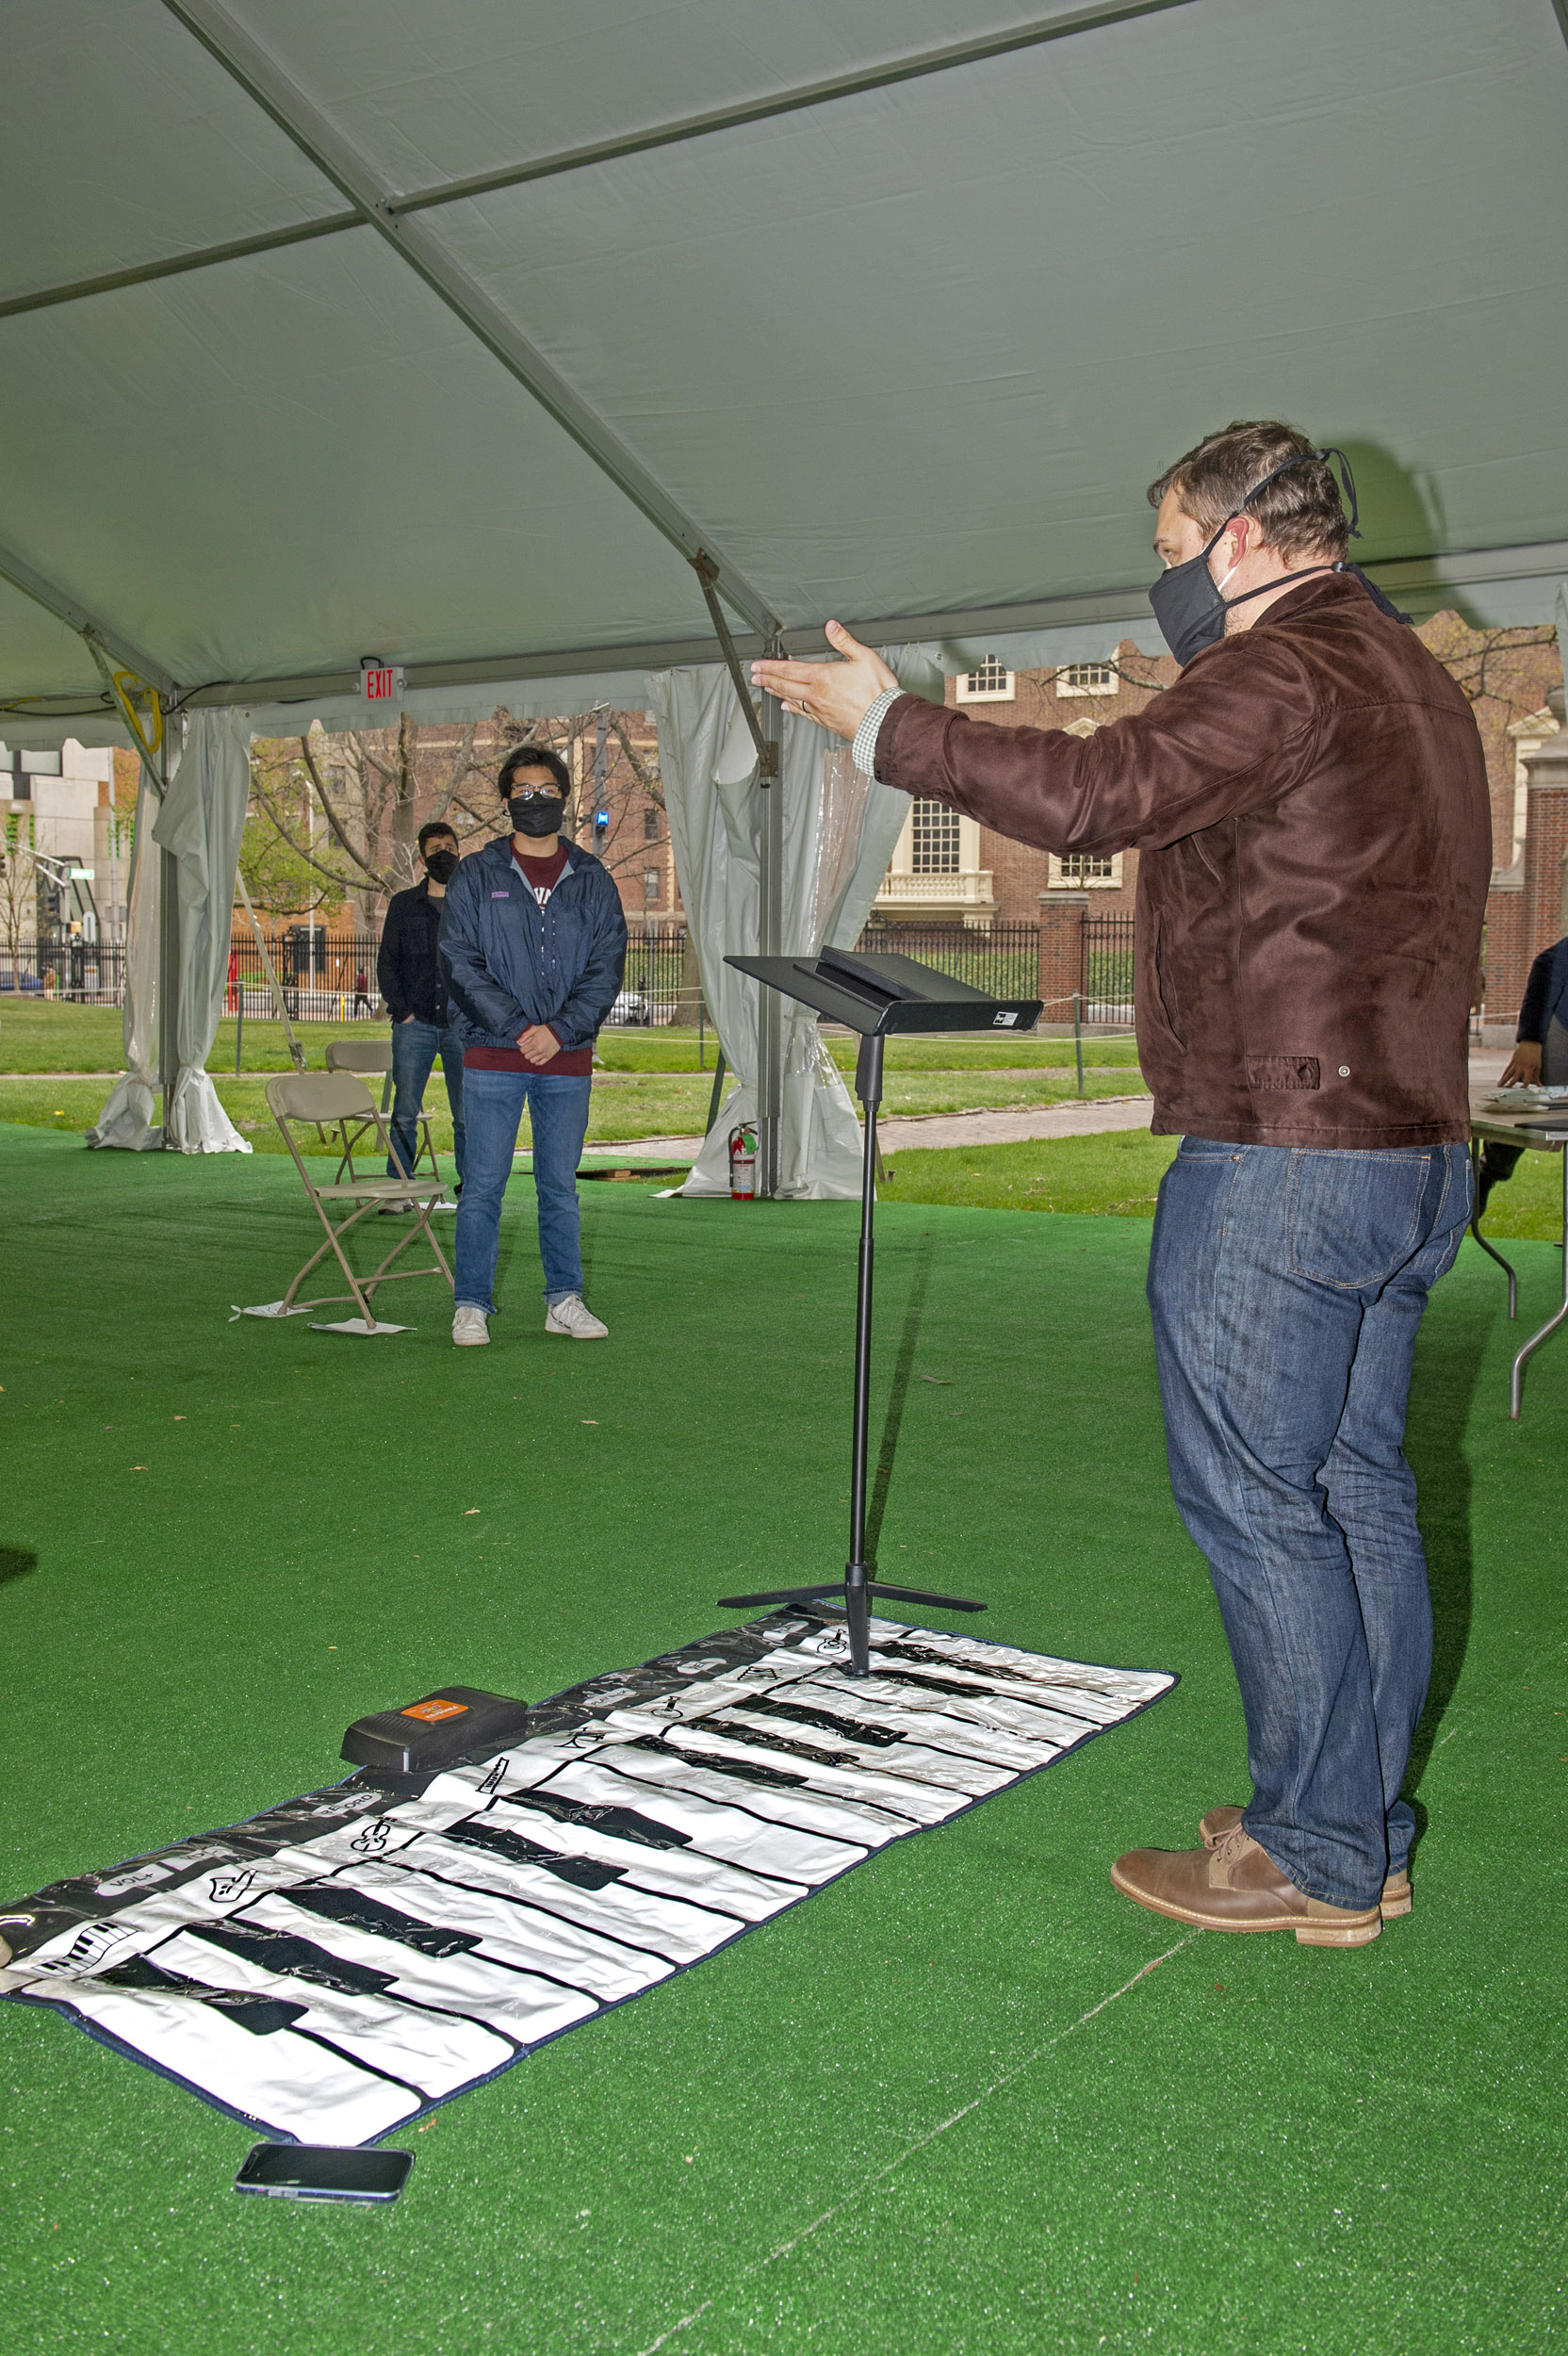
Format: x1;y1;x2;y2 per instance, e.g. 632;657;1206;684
109;669;163;760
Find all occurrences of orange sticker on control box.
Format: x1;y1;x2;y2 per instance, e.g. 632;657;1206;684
400;1698;468;1723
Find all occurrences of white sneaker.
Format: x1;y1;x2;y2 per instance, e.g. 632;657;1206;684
377;1197;416;1216
452;1305;490;1346
545;1295;608;1340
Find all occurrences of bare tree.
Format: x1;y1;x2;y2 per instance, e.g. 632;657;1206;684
1419;622;1560;727
480;705;664;885
244;715;489;922
239;704;670;925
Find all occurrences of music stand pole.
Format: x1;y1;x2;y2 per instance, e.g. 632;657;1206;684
717;947;1004;1670
843;1031;884;1673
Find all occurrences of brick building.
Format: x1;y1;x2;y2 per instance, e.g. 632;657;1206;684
873;621;1563;1027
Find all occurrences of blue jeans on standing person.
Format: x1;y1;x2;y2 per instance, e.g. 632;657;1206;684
387;1019;466;1187
1146;1137;1471;1911
454;1069;593;1313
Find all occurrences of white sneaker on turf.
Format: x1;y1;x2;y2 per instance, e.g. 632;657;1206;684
545;1294;608;1340
377;1197;416;1215
452;1305;490;1346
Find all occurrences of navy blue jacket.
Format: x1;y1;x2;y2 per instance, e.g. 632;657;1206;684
438;834;628;1052
1516;936;1568;1044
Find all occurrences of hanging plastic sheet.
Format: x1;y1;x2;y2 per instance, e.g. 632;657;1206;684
87;711;252;1154
650;657;921;1199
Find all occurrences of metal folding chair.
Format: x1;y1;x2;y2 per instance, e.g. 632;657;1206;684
264;1072;452;1332
323;1037;440;1187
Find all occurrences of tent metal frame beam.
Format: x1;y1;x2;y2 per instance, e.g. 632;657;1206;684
156;0;779;639
12;535;1563;720
389;0;1206;214
0;535;175;695
0;215;362;321
0;0;1202;326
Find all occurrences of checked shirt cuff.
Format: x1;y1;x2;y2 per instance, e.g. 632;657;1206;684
851;687;902;779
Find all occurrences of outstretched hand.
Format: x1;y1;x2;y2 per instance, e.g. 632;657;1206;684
751;621;898;742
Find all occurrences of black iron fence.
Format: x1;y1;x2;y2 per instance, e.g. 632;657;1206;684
2;916;1135;1029
615;923;689;1024
0;925;694;1025
1080;913;1135;1023
223;929;381;1023
0;936;128;1003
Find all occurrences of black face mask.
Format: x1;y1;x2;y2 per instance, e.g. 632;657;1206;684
507;792;564;839
1148;446;1389;665
423;848;459;884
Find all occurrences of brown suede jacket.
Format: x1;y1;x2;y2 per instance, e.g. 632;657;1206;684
874;573;1490;1146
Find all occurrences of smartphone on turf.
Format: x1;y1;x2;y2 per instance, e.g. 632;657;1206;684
235;2143;413;2204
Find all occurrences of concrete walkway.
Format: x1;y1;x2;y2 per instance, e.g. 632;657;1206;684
588;1094;1155;1160
589;1052;1511;1162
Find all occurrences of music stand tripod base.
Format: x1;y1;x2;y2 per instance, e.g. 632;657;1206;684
722;946;1042;1676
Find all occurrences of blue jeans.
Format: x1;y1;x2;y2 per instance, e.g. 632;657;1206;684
388;1020;466;1186
454;1069;592;1313
1147;1138;1471;1909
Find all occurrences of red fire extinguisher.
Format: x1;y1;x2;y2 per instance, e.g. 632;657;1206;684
728;1121;758;1200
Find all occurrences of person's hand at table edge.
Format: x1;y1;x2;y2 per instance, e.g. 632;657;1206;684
1498;1039;1543;1088
751;621;898;740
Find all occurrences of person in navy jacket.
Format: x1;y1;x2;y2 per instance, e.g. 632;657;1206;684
1478;933;1568;1212
439;746;628;1346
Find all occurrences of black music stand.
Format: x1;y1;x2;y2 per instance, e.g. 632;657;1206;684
716;945;1043;1675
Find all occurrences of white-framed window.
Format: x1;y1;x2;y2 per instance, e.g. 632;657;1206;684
955;655;1015;703
1046;852;1123;889
1054;662;1117;696
642;868;662;903
910;799;960;875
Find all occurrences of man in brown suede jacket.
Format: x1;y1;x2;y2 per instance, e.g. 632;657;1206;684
755;422;1489;1950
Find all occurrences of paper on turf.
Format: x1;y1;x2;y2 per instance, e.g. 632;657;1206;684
0;1611;1173;2145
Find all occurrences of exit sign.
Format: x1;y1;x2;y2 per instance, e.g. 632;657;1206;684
360;657;405;703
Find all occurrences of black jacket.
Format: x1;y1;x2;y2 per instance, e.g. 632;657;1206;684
376;880;450;1026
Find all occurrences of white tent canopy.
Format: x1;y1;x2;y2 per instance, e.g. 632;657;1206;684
3;0;1566;1181
4;0;1567;718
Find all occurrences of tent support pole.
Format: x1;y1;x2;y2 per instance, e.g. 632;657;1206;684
236;872;306;1073
689;553;785;1195
757;644;785;1199
156;715;180;1142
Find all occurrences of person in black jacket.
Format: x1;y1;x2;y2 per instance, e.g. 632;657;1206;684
376;821;466;1203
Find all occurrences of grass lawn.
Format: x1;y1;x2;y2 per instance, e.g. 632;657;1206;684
0;1068;1145;1154
884;1129;1179;1216
0;998;1143;1077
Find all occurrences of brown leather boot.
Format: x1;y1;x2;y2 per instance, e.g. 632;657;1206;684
1199;1805;1411;1919
1111;1825;1381;1945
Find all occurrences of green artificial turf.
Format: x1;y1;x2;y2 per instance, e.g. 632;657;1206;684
0;1124;1563;2355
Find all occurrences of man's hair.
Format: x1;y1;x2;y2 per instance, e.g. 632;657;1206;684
1147;421;1349;563
498;743;570;799
417;819;458;856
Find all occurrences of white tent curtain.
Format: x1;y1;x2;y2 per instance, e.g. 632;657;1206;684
650;659;912;1200
85;761;164;1153
87;709;253;1155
